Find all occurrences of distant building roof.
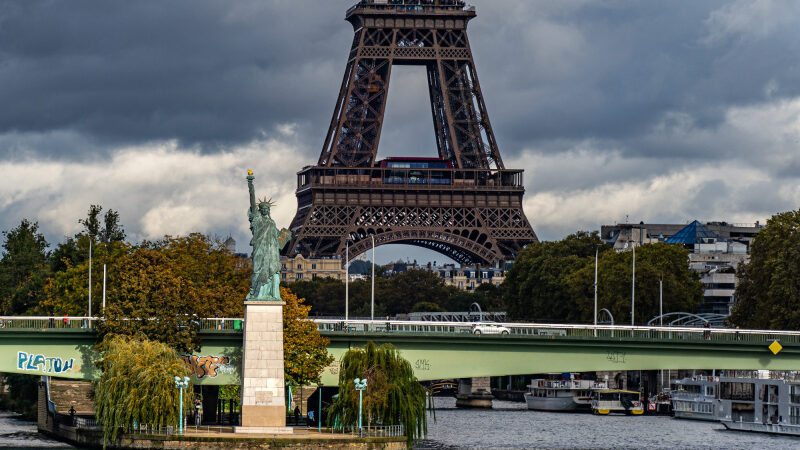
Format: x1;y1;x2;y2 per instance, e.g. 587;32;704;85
665;220;717;244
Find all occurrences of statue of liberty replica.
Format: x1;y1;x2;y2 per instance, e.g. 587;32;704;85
246;170;291;301
237;170;293;432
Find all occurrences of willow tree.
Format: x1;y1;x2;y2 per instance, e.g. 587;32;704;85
327;342;431;445
95;336;193;447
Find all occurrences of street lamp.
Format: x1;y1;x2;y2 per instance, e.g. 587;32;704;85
593;246;599;336
174;376;190;435
629;240;636;326
370;235;375;322
345;239;349;323
354;378;368;434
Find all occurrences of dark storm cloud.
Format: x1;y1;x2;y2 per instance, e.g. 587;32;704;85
0;0;356;159
2;0;798;164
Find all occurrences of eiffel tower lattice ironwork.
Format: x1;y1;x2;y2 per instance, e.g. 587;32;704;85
284;0;537;265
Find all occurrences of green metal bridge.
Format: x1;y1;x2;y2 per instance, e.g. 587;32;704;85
1;316;798;386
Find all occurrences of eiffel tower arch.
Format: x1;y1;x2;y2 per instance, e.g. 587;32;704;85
284;0;537;265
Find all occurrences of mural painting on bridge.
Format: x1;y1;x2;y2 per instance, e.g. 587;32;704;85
17;351;75;375
181;355;235;379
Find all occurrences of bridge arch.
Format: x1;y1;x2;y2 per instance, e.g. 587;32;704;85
344;229;497;265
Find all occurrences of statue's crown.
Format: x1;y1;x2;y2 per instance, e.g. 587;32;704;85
258;197;275;207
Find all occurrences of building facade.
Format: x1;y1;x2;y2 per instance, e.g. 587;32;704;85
430;264;506;291
280;254;345;283
601;220;763;316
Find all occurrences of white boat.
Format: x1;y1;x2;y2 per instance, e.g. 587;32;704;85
524;377;607;412
716;376;800;436
671;376;718;421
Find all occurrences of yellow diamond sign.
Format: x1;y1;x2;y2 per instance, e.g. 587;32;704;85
769;340;783;355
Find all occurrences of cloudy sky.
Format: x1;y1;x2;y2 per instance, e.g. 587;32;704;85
1;0;799;264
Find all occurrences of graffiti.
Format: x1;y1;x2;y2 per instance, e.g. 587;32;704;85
181;355;232;378
414;359;431;371
17;352;75;374
606;351;626;364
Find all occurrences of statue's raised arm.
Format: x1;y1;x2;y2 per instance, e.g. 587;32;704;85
247;170;257;218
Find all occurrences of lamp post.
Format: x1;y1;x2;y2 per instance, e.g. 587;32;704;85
174;376;190;435
630;241;635;326
370;235;375;322
88;239;92;318
354;378;368;434
345;239;349;323
593;246;599;336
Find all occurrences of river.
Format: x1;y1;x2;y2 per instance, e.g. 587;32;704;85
416;397;799;449
0;412;72;448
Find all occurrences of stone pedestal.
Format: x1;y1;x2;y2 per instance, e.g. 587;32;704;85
234;301;293;434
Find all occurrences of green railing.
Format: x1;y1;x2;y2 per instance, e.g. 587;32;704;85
2;316;798;345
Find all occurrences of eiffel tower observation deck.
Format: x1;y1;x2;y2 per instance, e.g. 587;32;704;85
284;0;538;265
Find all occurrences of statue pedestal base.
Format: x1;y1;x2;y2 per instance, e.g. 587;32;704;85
238;301;291;432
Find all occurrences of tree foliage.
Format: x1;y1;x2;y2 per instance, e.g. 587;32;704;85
282;286;334;386
0;219;50;315
97;234;249;352
566;242;703;325
95;336;192;447
504;232;703;324
503;231;607;321
729;209;800;329
327;342;431;445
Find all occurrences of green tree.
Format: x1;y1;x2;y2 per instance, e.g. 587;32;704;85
411;301;445;312
282;286;334;386
327;342;431;445
0;219;50;314
566;242;703;325
503;231;606;321
729;209;800;329
94;336;192;447
284;277;345;316
1;374;39;419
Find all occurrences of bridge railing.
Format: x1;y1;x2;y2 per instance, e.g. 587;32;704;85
0;316;97;330
3;316;799;345
312;319;800;344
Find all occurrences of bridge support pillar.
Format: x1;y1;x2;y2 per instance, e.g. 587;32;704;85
234;301;292;434
455;377;493;408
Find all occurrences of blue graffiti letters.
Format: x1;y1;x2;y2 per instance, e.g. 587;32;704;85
17;351;75;374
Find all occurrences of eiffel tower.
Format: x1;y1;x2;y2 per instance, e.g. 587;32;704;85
284;0;537;265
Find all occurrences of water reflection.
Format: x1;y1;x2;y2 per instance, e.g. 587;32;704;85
0;412;73;448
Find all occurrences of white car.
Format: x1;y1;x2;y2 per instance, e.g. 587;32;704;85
471;323;510;335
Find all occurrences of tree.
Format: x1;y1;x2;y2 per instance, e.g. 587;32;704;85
282;286;334;386
0;219;50;315
1;374;39;419
97;234;249;352
375;269;458;315
78;204;126;244
95;336;192;447
503;231;607;321
729;209;800;329
566;242;703;325
327;342;431;445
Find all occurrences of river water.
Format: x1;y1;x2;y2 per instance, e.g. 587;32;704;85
0;412;72;448
2;401;798;449
416;398;799;449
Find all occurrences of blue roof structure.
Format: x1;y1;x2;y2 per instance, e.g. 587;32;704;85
665;220;717;244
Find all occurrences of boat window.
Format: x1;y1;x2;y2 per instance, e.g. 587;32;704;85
720;382;755;401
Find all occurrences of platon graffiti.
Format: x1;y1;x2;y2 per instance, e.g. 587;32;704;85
17;351;75;374
181;355;232;378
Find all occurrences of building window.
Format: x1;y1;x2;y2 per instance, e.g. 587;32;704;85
482;271;488;279
312;263;317;269
297;264;302;270
458;282;463;288
281;263;287;270
281;273;286;279
297;273;303;280
312;273;317;279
